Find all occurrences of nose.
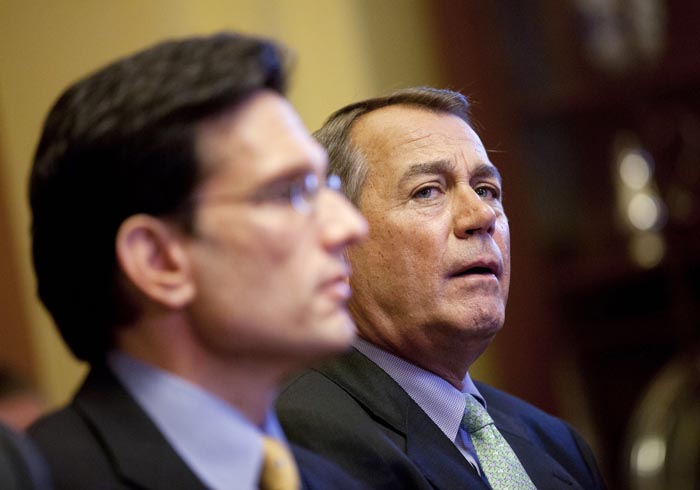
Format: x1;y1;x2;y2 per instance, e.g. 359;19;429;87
317;188;368;252
453;186;497;239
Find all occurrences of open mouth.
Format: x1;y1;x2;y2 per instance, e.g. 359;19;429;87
456;266;494;276
451;263;499;278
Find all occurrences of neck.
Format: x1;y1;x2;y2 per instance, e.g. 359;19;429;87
356;326;493;391
115;314;288;427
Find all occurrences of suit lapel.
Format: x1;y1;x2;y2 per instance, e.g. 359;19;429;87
319;350;592;490
73;366;206;490
319;349;489;490
405;404;490;490
486;400;585;490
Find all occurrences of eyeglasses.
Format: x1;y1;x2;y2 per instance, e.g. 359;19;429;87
286;173;342;214
200;173;343;215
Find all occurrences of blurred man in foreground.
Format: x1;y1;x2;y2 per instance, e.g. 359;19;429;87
0;368;45;432
0;422;52;489
27;32;367;490
278;88;607;490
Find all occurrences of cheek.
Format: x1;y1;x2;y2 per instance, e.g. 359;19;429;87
354;215;442;283
348;224;397;293
259;225;325;297
389;213;448;263
495;218;511;294
193;224;307;300
495;217;510;258
240;219;309;264
351;213;394;265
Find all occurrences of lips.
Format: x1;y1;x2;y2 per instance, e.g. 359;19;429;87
321;277;351;301
449;257;502;278
320;266;352;301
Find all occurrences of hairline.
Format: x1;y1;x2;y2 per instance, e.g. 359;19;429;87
334;100;473;207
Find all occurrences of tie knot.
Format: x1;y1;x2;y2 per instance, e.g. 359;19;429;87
259;436;300;490
462;394;494;433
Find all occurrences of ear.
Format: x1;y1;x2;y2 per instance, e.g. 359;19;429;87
115;214;195;309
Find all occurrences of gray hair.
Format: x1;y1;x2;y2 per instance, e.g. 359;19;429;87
313;87;472;205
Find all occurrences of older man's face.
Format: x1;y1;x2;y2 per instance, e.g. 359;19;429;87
347;105;510;362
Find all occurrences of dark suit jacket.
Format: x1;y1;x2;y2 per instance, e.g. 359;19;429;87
28;365;367;490
277;348;607;490
0;422;52;490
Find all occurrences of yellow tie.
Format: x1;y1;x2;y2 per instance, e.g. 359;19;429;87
259;436;301;490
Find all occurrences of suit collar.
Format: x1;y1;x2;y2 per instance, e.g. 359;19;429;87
476;382;587;490
73;366;207;490
353;337;484;444
321;349;588;490
317;348;489;490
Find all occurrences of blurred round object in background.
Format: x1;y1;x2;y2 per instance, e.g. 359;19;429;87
626;348;700;489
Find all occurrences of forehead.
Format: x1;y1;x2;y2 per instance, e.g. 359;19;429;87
351;104;491;176
195;91;325;191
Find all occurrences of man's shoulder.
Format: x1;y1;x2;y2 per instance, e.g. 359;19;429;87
28;399;121;489
28;366;122;457
278;366;375;424
474;380;607;488
282;348;369;400
281;367;345;398
278;369;435;489
474;380;572;431
278;349;407;424
28;368;208;490
475;381;552;414
291;443;371;490
29;401;97;453
0;423;52;490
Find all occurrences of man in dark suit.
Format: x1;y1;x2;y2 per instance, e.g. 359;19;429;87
277;88;607;489
27;32;368;490
0;422;52;490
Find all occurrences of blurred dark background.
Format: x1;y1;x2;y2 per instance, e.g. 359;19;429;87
431;1;700;488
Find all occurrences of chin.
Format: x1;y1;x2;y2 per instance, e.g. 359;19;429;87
284;311;354;356
463;299;504;325
316;316;357;352
469;321;503;340
449;309;504;340
281;338;353;376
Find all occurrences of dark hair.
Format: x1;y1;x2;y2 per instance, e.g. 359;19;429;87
30;32;288;362
314;87;472;205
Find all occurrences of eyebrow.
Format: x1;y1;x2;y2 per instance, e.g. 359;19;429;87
472;163;502;184
398;159;502;186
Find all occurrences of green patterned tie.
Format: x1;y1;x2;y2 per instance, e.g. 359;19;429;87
462;394;537;489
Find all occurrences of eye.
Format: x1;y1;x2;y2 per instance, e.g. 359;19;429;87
475;185;500;201
412;185;443;200
260;182;293;202
253;177;300;204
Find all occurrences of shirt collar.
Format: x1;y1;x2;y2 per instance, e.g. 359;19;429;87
108;351;285;490
353;337;485;442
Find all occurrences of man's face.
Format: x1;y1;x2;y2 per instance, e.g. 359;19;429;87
183;91;367;363
347;105;510;360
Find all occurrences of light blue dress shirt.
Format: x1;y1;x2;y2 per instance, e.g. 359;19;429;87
353;337;486;474
108;352;288;490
